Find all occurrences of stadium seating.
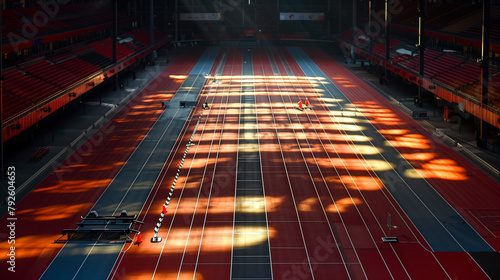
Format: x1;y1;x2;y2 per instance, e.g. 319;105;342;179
126;28;164;46
1;2;128;43
57;57;101;78
3;69;61;105
2;90;32;120
369;35;500;109
2;23;164;120
22;60;82;89
89;40;134;61
79;52;113;69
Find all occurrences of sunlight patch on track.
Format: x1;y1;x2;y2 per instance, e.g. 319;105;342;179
364;159;395;171
325;197;364;213
419;159;469;180
155;271;205;280
169;74;188;80
298;197;319;212
236;196;266;213
339;175;383;191
17;202;94;221
1;234;63;259
377;128;411;135
32;179;112;194
164;227;234;254
400;152;436;161
233;225;276;249
343;144;381;155
331;123;366;132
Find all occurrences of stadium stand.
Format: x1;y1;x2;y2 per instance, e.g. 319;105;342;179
2;10;165;139
1;2;128;43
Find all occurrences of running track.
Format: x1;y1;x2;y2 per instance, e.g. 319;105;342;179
1;45;500;280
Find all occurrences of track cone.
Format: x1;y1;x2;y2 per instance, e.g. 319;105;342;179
298;101;303;110
136;233;143;244
305;99;310;107
162;205;167;214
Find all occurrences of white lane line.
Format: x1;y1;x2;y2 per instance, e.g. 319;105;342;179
42;62;179;280
110;49;217;280
293;48;453;279
268;47;357;279
148;49;222;279
192;50;235;279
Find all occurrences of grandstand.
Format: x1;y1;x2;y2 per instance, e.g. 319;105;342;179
338;0;500;137
1;1;167;142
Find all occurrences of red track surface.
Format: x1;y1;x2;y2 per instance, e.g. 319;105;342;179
252;47;451;279
303;46;500;252
3;46;499;280
110;46;495;279
0;48;204;280
109;47;242;280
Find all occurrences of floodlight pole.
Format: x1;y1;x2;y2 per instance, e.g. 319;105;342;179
368;0;372;54
113;0;117;64
384;0;389;85
0;2;4;180
417;0;426;108
175;0;178;41
112;0;118;91
352;0;357;63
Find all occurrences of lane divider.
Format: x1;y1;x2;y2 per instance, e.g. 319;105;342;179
150;112;203;243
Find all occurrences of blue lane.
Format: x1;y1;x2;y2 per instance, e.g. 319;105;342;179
90;46;220;216
40;47;221;280
231;47;273;280
190;46;221;75
39;242;125;280
287;46;493;253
